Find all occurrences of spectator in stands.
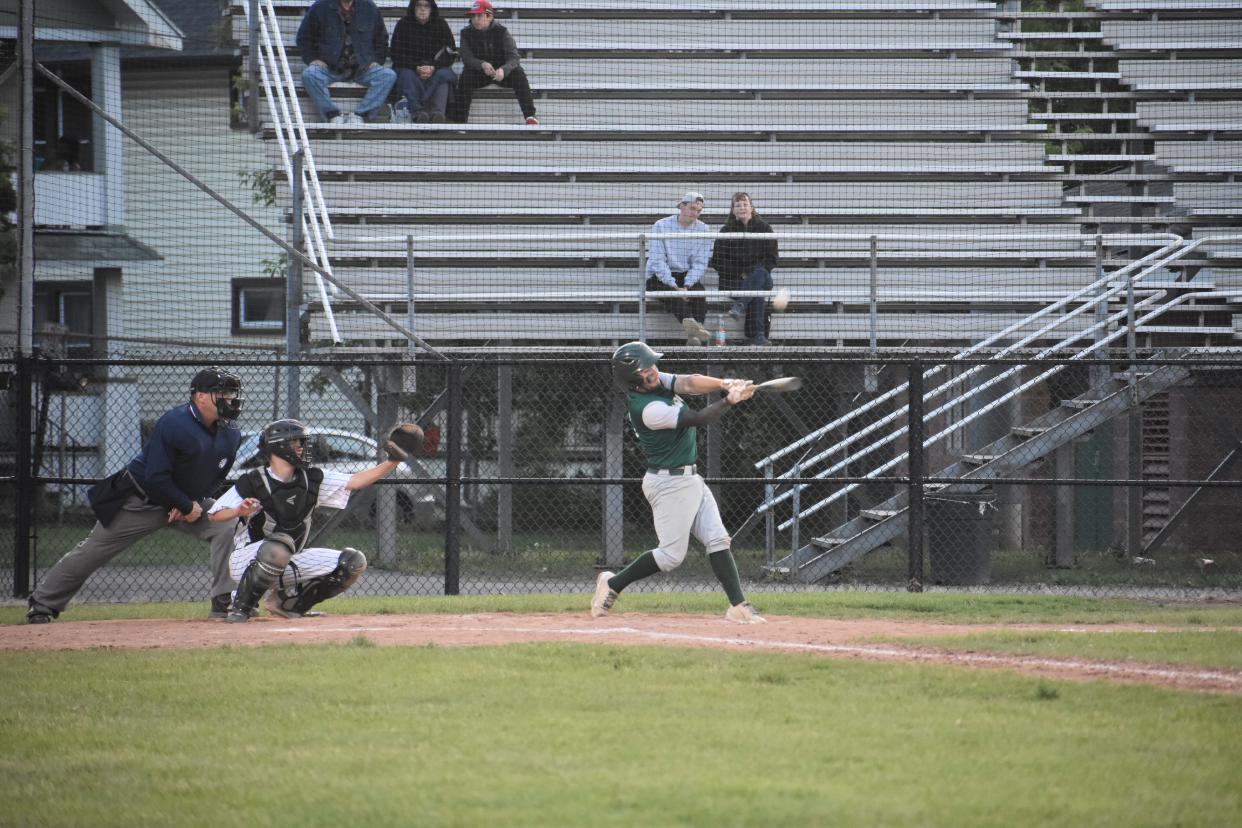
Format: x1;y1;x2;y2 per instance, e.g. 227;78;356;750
451;0;538;125
391;0;458;123
297;0;397;125
647;191;713;345
709;192;779;346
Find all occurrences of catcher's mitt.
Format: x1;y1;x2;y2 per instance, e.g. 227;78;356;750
384;423;425;463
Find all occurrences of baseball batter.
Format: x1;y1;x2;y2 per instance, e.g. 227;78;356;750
208;418;421;622
593;341;765;624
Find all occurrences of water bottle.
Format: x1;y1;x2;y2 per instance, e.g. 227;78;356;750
714;314;727;347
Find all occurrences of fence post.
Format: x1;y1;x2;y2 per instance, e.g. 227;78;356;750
866;235;879;393
444;362;463;595
1091;234;1107;389
14;354;33;597
637;234;647;342
1125;269;1143;554
286;149;304;418
907;359;924;592
764;461;775;567
247;0;260;133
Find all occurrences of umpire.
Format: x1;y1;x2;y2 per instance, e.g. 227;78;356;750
26;367;246;624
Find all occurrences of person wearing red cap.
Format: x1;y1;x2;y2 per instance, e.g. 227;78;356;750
450;0;539;125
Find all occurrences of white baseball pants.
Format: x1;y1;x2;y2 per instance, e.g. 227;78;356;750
229;541;343;595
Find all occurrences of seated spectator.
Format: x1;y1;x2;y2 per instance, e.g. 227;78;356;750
297;0;397;125
709;192;779;346
391;0;458;123
647;191;713;345
451;0;538;125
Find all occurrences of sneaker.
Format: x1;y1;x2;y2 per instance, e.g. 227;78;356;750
751;335;770;346
345;112;366;126
414;110;431;124
225;609;250;624
682;317;710;342
590;571;618;618
430;112;447;123
525;116;540;125
26;598;57;624
208;594;231;619
263;592;325;619
725;601;767;624
727;302;744;321
328;113;346;125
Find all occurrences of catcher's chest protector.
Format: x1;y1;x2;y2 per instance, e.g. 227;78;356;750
236;467;325;552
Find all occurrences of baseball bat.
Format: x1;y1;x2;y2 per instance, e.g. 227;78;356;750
753;377;803;394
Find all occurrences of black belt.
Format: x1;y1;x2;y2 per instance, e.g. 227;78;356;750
648;465;696;476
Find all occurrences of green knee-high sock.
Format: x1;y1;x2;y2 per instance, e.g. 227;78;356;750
608;550;662;592
708;549;745;606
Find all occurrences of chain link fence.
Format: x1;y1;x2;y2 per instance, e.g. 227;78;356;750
4;350;1241;604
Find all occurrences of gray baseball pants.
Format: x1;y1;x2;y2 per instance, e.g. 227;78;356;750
30;494;237;613
643;471;731;571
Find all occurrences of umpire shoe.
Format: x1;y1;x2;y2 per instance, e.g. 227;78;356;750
208;594;232;619
26;599;57;624
725;601;767;625
591;571;618;618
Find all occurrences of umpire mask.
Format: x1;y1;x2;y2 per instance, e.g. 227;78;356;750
190;367;244;422
260;419;313;469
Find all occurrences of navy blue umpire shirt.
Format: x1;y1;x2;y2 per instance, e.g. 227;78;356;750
126;401;241;514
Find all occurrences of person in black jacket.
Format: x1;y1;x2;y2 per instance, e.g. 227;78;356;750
451;0;538;125
709;192;780;346
390;0;458;122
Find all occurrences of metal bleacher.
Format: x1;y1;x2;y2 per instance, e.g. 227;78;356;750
234;0;1242;348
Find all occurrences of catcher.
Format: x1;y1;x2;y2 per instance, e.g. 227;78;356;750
593;341;765;624
208;418;425;622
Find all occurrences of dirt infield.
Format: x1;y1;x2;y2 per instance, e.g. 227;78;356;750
4;612;1240;694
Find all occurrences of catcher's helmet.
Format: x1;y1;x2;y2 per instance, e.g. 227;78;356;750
259;418;313;469
190;366;244;421
611;341;663;390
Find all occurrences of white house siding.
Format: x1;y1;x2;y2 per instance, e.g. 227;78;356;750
119;64;289;426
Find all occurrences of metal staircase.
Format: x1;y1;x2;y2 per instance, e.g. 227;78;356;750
751;233;1242;584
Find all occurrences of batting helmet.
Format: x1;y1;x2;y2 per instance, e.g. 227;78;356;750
259;419;313;469
190;366;244;421
611;341;663;390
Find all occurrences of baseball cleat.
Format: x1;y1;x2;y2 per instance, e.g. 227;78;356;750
725;601;766;625
591;571;618;618
262;593;324;619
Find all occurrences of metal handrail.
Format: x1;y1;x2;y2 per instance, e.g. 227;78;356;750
780;287;1230;531
756;237;1188;472
249;0;341;342
761;238;1213;529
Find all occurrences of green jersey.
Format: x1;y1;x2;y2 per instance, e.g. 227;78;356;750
625;374;698;468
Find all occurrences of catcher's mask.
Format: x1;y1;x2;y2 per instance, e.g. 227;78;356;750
611;341;663;391
259;419;313;469
190;366;244;422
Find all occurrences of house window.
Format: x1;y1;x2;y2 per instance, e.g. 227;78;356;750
33;282;94;358
232;278;286;335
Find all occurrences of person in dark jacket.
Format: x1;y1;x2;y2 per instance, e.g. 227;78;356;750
390;0;458;122
451;0;538;125
26;368;246;624
297;0;396;124
709;192;779;346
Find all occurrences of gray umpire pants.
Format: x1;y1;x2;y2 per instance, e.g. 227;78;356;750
30;494;237;613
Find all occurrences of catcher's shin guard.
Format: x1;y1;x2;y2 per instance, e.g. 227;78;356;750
271;548;367;616
228;534;295;621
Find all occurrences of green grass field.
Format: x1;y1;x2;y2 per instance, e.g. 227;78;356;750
3;594;1242;826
